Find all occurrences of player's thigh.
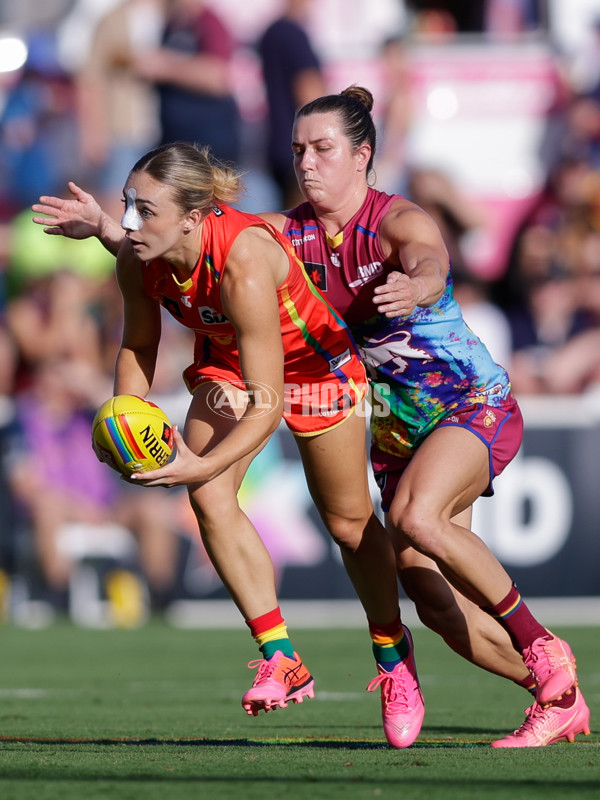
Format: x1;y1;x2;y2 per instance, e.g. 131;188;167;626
392;426;490;520
184;381;268;500
184;381;247;452
295;409;372;518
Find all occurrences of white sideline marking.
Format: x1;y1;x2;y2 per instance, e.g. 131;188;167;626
165;598;600;629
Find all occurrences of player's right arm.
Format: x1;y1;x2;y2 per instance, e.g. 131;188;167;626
114;240;161;397
32;181;125;256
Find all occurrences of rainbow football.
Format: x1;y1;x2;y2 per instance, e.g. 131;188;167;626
92;395;174;477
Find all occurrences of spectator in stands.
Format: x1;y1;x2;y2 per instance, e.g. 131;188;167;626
543;228;600;394
7;353;181;614
133;0;241;164
257;0;326;208
493;152;600;394
406;167;486;280
404;0;545;38
375;35;413;196
4;267;106;392
0;323;18;584
3;243;183;613
76;0;165;221
499;225;584;394
0;28;79;215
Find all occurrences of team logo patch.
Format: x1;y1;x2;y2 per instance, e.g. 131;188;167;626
163;296;184;318
484;409;497;428
304;261;327;291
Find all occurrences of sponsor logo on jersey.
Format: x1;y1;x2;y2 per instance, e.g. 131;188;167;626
291;232;316;246
198;306;229;325
348;261;383;288
483;383;504;396
328;348;351;372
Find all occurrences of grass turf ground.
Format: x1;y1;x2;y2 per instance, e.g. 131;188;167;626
0;621;597;799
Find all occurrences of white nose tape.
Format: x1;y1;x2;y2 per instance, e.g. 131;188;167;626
121;187;143;230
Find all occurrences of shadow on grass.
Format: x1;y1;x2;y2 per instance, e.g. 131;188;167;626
2;735;598;748
0;734;493;749
0;765;598;793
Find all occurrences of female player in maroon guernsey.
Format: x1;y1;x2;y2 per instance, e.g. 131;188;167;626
260;86;587;748
32;93;589;748
33;141;423;745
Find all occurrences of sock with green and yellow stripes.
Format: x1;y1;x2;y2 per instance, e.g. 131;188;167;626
369;615;408;672
246;606;295;660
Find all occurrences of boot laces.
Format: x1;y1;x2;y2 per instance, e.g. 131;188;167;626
368;666;409;711
247;658;276;685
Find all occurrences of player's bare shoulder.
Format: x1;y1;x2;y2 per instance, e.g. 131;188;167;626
226;223;288;285
381;196;447;252
382;197;434;236
258;211;287;233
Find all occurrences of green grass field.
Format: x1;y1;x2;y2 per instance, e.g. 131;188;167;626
0;621;597;800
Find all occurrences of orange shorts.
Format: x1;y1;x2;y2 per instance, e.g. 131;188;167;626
184;361;368;436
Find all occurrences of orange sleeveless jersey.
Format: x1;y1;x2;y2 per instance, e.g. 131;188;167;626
142;204;366;434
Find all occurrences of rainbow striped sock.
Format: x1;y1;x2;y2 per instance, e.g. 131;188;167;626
483;584;548;653
516;674;537;696
369;616;408;672
246;607;295;660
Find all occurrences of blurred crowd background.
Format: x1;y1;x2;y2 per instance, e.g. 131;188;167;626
1;0;600;627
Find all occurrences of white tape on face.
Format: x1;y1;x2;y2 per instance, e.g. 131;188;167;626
121;187;143;231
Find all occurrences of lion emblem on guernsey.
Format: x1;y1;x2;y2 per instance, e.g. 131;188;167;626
359;330;433;377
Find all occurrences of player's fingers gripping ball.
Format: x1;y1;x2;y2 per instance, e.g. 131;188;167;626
92;395;174;477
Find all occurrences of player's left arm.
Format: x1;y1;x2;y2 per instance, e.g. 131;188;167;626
373;200;450;318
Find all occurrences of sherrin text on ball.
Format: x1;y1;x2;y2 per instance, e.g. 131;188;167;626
92;394;174;477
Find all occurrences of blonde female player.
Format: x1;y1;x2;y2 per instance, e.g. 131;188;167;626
33;141;423;746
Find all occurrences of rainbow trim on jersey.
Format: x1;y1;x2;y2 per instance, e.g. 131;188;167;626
279;278;355;383
204;253;221;282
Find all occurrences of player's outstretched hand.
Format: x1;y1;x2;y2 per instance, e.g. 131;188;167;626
129;427;213;488
32;181;103;240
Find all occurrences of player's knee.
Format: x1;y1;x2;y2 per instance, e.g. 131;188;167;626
322;511;370;550
188;484;233;528
389;501;443;559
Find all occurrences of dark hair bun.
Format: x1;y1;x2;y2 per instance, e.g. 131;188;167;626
340;85;374;112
